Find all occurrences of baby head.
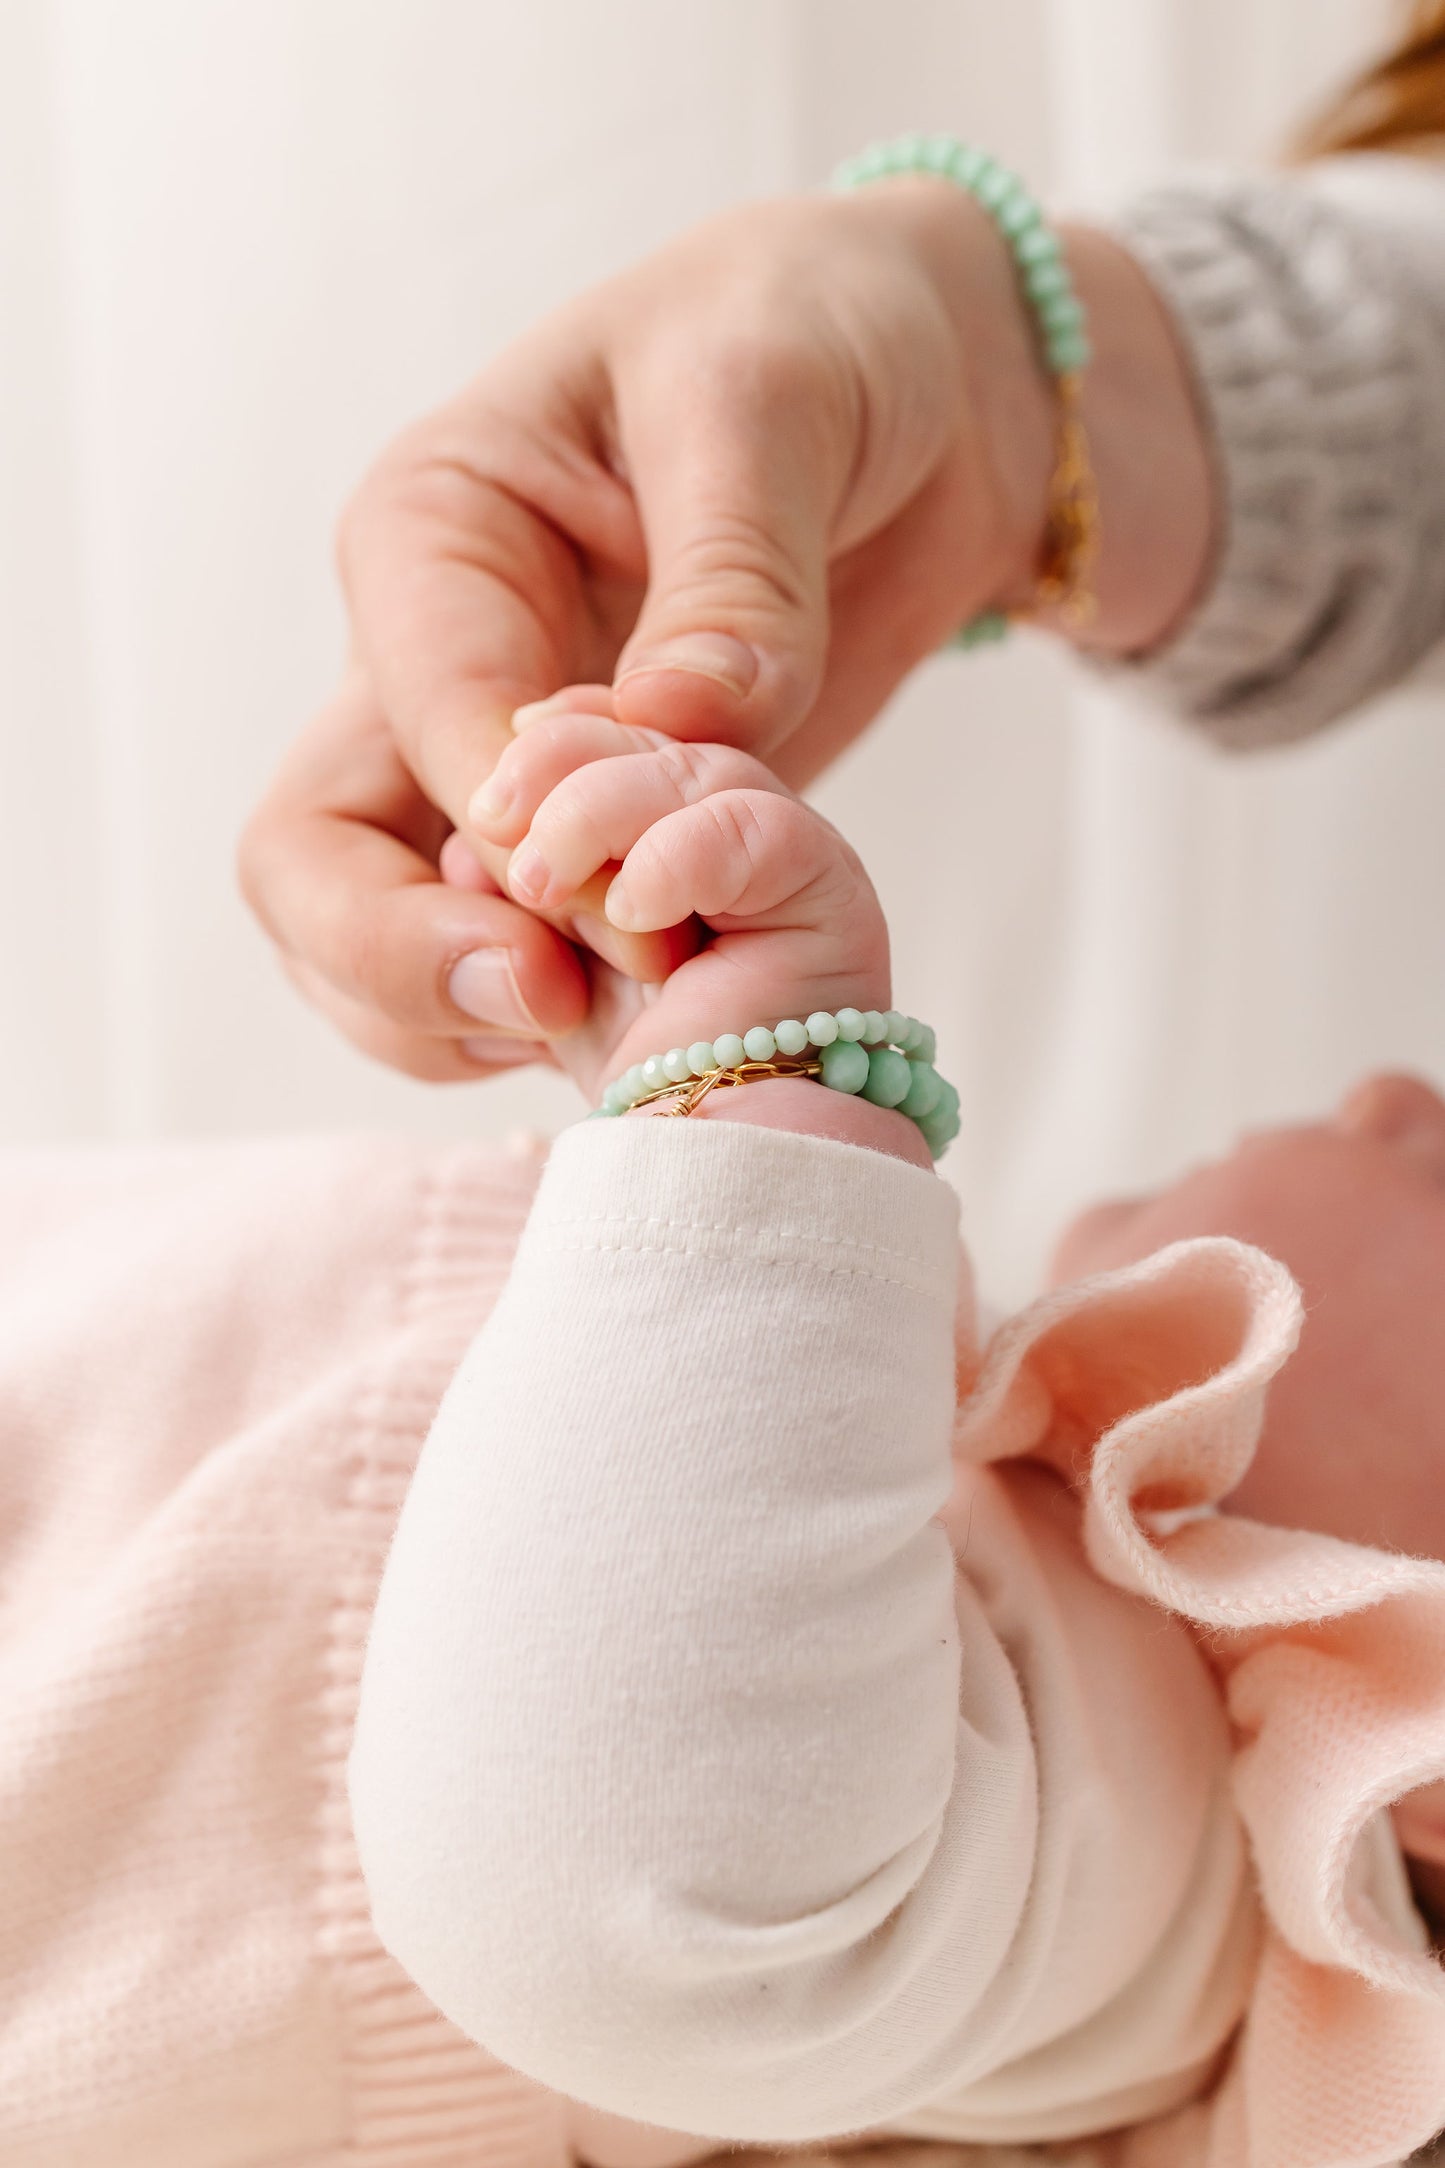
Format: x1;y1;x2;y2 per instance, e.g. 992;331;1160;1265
1052;1073;1445;1562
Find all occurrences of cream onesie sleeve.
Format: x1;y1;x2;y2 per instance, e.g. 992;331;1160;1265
349;1117;1257;2153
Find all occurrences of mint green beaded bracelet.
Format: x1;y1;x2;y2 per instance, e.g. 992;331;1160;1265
597;1007;960;1161
832;133;1097;647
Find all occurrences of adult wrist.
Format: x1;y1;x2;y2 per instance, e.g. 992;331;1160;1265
1042;224;1217;657
852;174;1057;618
853;175;1217;657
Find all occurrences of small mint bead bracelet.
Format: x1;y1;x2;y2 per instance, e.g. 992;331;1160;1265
832;135;1091;378
597;1007;961;1161
832;132;1098;644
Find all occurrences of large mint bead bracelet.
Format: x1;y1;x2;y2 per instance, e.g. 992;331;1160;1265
597;1008;961;1161
832;133;1097;648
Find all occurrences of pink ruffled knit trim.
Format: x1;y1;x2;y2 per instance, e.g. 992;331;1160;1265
955;1235;1445;2168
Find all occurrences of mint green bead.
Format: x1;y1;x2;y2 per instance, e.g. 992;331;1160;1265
897;1060;942;1120
914;1023;938;1064
1048;328;1091;373
860;1010;888;1045
921;133;957;173
898;1017;923;1051
917;1105;958;1157
995;188;1038;238
641;1056;670;1092
862;1046;912;1108
951;143;989;187
601;1079;631;1115
620;1064;648;1104
976;163;1017;208
883;1009;908;1046
806;1010;839;1048
819;1038;870;1095
663;1047;692;1084
1025;259;1071;302
743;1026;776;1061
687;1041;718;1077
953;609;1010;649
774;1018;809;1057
1015;224;1061;266
713;1033;746;1069
1040;291;1084;333
917;1094;958;1148
834;1006;866;1041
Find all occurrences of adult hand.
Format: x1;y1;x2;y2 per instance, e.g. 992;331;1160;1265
242;179;1212;1080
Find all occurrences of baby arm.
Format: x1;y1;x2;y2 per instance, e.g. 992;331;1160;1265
350;724;1044;2140
349;723;1247;2146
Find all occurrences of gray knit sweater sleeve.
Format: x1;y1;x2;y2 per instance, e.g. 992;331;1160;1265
1106;155;1445;749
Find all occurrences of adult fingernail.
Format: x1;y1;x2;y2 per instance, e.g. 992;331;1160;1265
448;949;541;1032
460;1034;544;1067
507;842;550;905
616;633;759;698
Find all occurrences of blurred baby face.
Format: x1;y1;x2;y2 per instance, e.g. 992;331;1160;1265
1051;1074;1445;1557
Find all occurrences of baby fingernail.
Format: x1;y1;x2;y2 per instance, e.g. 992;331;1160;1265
603;878;640;931
507;842;550;905
510;698;553;733
470;774;515;830
461;1034;542;1067
616;632;759;698
448;949;541;1032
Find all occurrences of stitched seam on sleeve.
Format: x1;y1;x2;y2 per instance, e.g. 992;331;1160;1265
521;1214;955;1295
535;1210;933;1267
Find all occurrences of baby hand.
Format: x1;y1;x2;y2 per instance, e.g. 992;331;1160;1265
472;692;890;1104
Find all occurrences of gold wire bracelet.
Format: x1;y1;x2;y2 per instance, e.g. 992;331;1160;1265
633;1056;823;1118
1030;372;1100;629
597;1010;961;1160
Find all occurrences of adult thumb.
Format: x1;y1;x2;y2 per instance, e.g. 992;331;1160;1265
611;374;836;754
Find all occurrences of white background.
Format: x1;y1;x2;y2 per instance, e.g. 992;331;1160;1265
4;0;1439;1299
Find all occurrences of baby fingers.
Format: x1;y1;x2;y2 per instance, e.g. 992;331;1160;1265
469;708;664;847
501;739;793;913
605;789;855;934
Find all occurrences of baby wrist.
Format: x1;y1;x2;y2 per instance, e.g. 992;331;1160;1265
597;1006;961;1164
649;1074;935;1168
